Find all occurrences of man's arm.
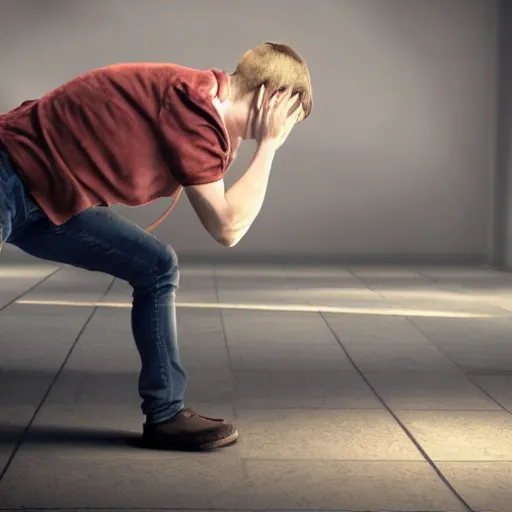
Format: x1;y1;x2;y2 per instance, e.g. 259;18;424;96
185;87;300;247
184;141;276;247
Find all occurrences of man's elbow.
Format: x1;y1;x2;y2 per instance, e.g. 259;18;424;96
217;233;240;248
215;226;242;248
213;213;242;247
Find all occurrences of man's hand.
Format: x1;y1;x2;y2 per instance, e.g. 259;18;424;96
252;86;303;151
186;87;302;247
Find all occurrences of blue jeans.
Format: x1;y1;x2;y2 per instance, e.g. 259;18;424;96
0;148;186;424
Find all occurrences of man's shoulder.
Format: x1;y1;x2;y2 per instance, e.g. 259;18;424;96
88;63;225;102
164;65;229;102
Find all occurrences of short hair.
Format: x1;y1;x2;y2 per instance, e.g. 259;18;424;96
231;42;312;120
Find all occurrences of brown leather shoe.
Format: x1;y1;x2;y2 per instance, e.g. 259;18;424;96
142;408;239;451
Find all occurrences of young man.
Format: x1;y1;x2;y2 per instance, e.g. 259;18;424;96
0;42;312;451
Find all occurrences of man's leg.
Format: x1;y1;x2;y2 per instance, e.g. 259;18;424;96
8;205;238;450
11;205;186;422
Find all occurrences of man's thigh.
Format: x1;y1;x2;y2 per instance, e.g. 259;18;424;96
9;207;176;285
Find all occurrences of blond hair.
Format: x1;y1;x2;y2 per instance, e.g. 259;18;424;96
231;42;312;120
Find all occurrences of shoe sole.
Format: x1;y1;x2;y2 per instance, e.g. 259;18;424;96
143;429;239;452
198;429;239;450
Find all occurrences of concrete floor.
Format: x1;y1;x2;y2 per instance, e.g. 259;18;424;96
0;254;512;512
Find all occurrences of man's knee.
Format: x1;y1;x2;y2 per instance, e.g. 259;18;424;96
151;244;180;284
127;242;180;290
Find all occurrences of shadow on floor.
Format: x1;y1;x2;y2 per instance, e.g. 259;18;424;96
0;424;143;449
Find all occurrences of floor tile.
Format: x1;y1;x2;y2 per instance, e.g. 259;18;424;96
180;344;232;374
43;370;141;406
59;308;141;373
398;410;512;461
0;406;35;475
348;268;433;291
349;267;429;279
229;343;353;372
214;263;287;279
389;297;508;316
283;266;355;280
217;288;312;306
239;460;466;511
21;266;113;302
366;370;503;410
410;316;512;373
222;310;342;346
215;270;305;305
0;451;245;509
0;304;95;369
286;270;385;304
416;266;506;279
235;408;422;460
0;369;55;407
436;461;512;512
470;375;512;411
0;263;57;308
323;314;459;373
234;370;381;409
103;267;219;303
0;456;466;511
224;310;353;372
177;308;225;345
215;276;291;291
100;277;132;302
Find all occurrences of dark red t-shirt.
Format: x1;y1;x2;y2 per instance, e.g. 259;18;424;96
0;63;234;225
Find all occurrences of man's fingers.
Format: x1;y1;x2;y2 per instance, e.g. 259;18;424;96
287;112;298;129
276;91;300;116
278;94;300;123
255;84;266;111
276;87;293;107
287;94;301;116
289;92;300;106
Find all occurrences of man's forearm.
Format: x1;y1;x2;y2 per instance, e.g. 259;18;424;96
224;142;276;244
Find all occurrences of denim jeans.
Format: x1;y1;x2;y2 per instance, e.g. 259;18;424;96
0;148;186;424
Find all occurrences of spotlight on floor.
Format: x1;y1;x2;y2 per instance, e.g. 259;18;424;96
15;299;495;319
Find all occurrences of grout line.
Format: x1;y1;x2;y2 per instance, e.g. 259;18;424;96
232;405;509;412
319;311;475;512
0;266;62;313
212;264;237;419
345;267;387;300
212;264;253;481
0;276;117;483
240;457;512;463
465;374;512;415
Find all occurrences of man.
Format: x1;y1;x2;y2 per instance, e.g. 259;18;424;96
0;42;312;451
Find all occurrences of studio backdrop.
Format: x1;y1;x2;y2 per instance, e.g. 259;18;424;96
0;0;498;264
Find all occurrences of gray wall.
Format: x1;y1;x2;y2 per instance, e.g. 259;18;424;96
0;0;498;264
496;0;512;269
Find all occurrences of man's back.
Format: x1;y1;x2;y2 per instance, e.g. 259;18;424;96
0;63;232;226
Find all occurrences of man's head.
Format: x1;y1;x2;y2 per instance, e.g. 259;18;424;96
220;42;312;142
